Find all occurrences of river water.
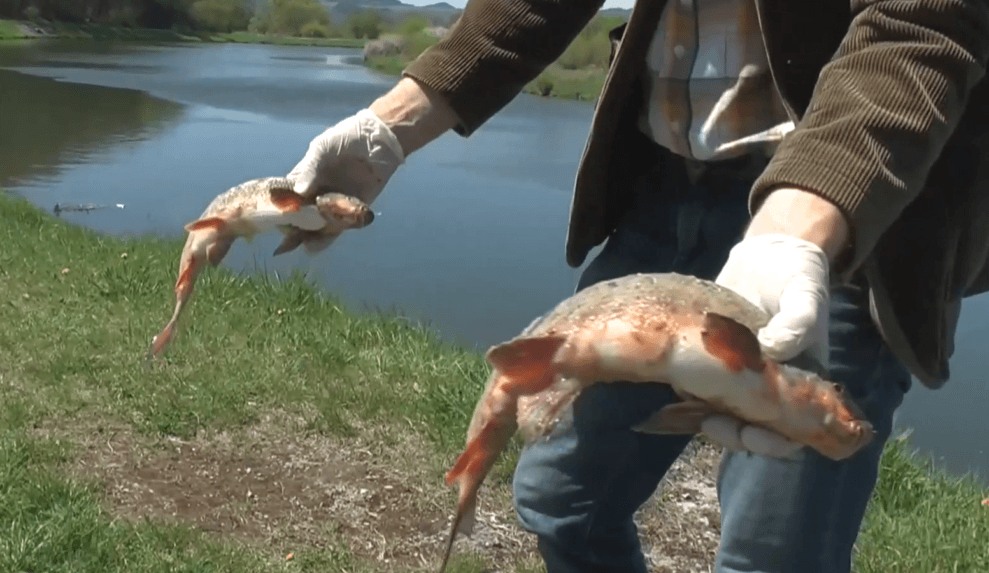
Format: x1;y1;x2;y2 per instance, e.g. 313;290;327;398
1;40;984;480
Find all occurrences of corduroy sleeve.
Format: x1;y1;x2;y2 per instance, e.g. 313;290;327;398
750;0;989;276
402;0;606;137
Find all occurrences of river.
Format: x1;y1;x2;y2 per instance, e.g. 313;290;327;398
1;40;984;481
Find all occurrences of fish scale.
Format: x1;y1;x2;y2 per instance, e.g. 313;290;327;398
436;272;874;572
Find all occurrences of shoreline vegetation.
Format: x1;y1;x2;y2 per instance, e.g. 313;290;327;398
0;0;620;101
1;187;988;571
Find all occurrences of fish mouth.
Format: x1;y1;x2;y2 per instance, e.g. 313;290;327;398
360;209;375;226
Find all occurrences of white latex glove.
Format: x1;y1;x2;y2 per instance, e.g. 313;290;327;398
287;108;406;205
705;233;832;458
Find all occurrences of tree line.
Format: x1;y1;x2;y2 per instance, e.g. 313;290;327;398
0;0;432;38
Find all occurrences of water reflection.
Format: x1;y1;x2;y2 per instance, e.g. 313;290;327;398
0;68;186;188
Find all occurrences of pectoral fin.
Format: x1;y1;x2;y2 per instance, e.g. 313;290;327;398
485;336;567;393
631;400;715;435
206;236;235;266
302;231;339;254
269;187;310;212
184;217;227;233
273;231;305;256
701;312;765;373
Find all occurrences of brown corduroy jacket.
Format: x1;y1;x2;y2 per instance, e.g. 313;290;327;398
403;0;989;388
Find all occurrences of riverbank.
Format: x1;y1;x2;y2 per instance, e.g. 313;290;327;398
363;56;607;102
0;188;986;571
0;18;364;48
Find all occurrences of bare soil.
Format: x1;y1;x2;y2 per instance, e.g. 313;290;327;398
39;411;724;572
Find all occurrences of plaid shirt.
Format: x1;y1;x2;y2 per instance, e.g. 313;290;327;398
638;0;795;161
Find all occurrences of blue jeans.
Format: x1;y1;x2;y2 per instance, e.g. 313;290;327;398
513;147;912;573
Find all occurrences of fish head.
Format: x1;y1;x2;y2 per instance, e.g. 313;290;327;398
777;364;875;460
314;193;375;231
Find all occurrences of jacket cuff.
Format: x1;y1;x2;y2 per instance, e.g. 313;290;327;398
749;139;910;280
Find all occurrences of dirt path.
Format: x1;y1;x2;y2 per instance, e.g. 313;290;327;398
42;411;724;572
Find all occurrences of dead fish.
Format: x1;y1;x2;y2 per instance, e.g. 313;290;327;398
437;272;875;572
146;176;374;363
53;202;125;216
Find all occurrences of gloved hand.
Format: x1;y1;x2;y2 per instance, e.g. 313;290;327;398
706;233;832;458
287;108;406;205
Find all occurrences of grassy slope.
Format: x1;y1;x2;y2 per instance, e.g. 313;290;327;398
0;189;986;571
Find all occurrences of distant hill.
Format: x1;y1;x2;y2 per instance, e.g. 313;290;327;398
322;0;462;25
599;7;632;18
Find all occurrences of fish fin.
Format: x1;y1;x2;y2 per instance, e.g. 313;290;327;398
146;322;177;365
485;336;567;390
631;399;715;434
273;231;305;256
174;254;201;297
438;495;476;573
184;217;226;232
148;253;204;363
701;312;765;373
302;232;339;255
269;187;307;212
206;237;235;266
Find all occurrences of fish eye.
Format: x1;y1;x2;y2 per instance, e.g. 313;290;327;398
832;383;845;395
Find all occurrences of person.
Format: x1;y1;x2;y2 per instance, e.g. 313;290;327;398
285;1;989;571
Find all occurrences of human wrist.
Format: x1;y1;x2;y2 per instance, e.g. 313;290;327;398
369;76;459;157
747;187;852;265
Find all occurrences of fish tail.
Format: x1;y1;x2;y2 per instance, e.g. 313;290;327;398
147;253;204;363
438;494;475;573
146;317;178;364
440;363;562;571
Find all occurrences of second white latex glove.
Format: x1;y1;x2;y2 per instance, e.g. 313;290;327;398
704;233;832;458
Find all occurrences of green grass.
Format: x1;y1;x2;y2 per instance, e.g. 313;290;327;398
521;65;607;101
856;431;989;572
0;19;203;42
0;188;499;570
0;191;488;453
211;31;365;48
0;188;986;571
0;433;366;572
364;54;408;76
0;18;24;39
364;54;608;102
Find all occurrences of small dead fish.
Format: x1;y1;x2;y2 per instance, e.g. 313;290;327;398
437;272;874;571
53;202;124;216
146;176;373;363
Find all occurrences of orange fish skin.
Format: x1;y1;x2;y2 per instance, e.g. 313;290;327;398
437;272;874;572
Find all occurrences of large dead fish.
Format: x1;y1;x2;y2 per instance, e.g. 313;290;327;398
146;176;374;363
437;272;874;571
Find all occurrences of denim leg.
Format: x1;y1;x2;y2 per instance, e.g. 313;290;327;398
513;155;757;573
715;279;911;573
512;147;912;573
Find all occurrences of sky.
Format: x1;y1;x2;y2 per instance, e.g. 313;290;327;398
401;0;635;9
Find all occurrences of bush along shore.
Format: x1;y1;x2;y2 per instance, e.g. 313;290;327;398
0;0;430;47
1;188;988;572
362;14;622;102
0;17;366;47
